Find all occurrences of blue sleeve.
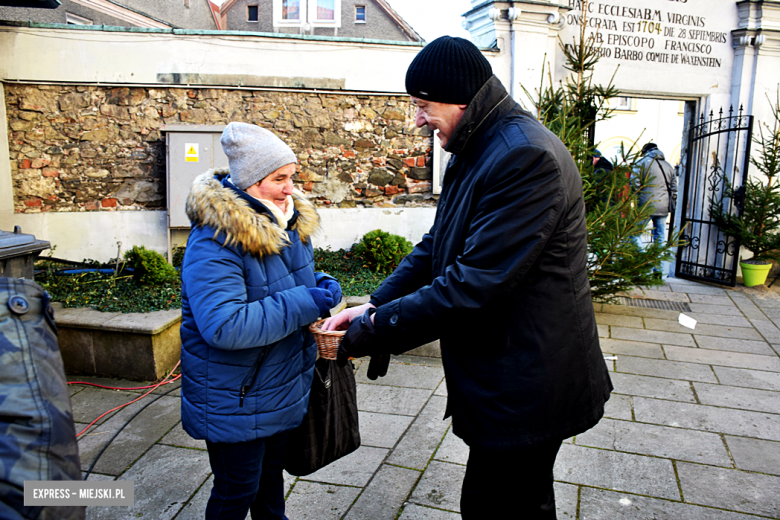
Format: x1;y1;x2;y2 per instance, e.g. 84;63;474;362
315;271;336;284
183;233;319;351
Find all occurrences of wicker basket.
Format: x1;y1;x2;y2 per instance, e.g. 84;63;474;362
309;319;345;360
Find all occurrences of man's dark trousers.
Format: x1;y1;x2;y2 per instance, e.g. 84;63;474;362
461;439;564;519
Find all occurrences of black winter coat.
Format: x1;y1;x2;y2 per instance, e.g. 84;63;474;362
371;76;612;450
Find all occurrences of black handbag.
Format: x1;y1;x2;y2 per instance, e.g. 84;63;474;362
284;357;361;476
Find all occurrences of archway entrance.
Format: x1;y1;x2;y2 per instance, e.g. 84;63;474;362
595;97;755;285
595;97;687;168
594;96;691;275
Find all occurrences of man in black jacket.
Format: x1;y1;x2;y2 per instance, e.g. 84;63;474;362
325;36;612;519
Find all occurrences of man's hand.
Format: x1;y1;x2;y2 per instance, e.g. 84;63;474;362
332;306;389;381
336;308;378;367
322;302;375;331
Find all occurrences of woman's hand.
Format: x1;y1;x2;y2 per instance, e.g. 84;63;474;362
316;276;342;304
322;302;376;331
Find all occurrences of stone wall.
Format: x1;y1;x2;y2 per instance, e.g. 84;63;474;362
5;84;435;214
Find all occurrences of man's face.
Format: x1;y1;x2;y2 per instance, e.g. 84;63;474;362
410;96;467;148
246;162;296;212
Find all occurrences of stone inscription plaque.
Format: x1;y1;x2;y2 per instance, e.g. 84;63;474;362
561;0;735;83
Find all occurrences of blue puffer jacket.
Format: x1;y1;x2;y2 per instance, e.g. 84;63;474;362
180;169;325;443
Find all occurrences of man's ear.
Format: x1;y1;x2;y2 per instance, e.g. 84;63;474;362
458;105;468;110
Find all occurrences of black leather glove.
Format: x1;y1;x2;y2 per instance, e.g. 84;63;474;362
366;352;390;380
337;308;380;364
337;309;390;380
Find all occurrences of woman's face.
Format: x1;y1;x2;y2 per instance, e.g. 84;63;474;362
246;163;296;212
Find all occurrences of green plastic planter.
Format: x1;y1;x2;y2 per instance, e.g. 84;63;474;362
740;261;772;287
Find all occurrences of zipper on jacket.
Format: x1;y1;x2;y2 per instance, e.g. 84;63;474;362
239;349;268;408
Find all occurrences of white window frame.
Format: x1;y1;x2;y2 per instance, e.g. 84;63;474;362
247;4;259;23
66;12;93;25
308;0;341;27
273;0;340;28
273;0;304;26
613;96;637;112
354;4;365;23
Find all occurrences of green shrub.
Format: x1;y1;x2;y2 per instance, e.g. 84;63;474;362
35;257;181;313
172;245;186;268
124;246;179;286
314;247;386;297
352;229;413;275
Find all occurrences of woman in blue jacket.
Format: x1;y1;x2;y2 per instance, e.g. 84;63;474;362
180;122;340;520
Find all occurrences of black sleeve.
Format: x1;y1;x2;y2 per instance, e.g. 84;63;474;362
373;145;566;354
369;227;435;306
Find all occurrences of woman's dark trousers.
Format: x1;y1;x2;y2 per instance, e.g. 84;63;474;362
205;431;289;520
461;439;563;519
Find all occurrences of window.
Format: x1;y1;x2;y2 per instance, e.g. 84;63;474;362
613;96;636;111
247;5;259;22
282;0;300;20
316;0;334;21
66;12;93;25
355;4;365;22
273;0;340;28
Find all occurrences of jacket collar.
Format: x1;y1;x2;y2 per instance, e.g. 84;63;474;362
445;75;516;158
185;168;320;258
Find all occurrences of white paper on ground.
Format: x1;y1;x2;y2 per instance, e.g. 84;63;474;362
678;313;697;329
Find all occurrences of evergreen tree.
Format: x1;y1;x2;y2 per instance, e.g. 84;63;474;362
524;0;680;301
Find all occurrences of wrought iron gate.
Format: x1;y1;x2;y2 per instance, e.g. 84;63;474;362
675;106;754;286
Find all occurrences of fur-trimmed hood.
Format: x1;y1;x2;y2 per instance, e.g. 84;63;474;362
185;168;320;258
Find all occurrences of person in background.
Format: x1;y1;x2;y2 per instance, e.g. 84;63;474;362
324;36;612;519
591;149;621;206
180;122;341;520
631;142;678;249
593;149;614;174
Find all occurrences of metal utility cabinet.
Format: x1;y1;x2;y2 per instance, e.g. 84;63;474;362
161;125;228;260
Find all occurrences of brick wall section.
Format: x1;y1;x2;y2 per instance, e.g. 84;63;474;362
5;84;435;213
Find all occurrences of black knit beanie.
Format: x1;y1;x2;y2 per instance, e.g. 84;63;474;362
405;36;493;105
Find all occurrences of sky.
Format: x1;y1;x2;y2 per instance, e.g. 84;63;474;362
380;0;473;42
213;0;474;42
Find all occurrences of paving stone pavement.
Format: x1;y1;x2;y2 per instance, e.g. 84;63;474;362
68;277;780;519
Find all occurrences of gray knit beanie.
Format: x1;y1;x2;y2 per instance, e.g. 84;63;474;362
221;122;297;190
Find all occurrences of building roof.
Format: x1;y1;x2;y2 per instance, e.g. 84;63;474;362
373;0;422;42
0;0;61;7
0;0;219;30
71;0;173;29
217;0;423;42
